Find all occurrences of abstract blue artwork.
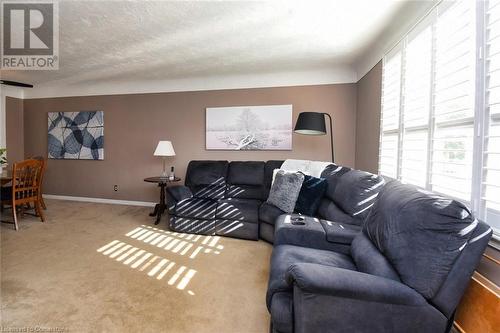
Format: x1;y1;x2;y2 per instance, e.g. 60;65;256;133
47;111;104;160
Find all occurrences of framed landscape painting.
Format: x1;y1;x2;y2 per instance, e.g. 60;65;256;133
48;111;104;160
206;105;292;150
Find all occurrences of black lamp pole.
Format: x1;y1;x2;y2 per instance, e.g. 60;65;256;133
294;112;335;162
323;113;334;163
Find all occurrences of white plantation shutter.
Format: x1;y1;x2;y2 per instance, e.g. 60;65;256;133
380;48;402;179
431;0;476;201
401;24;432;187
485;0;500;236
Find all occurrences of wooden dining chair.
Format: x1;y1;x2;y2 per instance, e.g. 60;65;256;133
31;156;47;210
1;159;45;230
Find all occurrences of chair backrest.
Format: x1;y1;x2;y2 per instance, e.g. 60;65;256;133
31;156;46;188
12;159;43;203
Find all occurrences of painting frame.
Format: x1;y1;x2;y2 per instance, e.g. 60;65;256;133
47;111;104;160
205;105;292;150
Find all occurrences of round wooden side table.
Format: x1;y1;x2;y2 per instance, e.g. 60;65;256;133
144;176;181;225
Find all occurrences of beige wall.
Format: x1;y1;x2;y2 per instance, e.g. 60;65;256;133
23;84;357;202
6;97;24;166
355;62;382;173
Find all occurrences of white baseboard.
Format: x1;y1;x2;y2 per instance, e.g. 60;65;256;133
42;194;156;207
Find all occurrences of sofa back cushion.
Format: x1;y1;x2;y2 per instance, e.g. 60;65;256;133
185;160;228;199
226;161;266;200
264;160;284;187
263;160;284;198
228;161;265;185
321;164;352;200
364;180;481;300
332;170;385;223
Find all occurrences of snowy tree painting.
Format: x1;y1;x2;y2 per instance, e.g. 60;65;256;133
206;105;292;150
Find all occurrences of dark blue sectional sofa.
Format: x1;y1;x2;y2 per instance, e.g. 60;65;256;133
166;160;492;333
166;160;383;245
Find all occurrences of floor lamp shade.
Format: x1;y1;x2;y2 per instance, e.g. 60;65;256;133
294;112;335;162
294;112;327;135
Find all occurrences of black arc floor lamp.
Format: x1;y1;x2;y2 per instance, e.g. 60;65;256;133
294;112;335;162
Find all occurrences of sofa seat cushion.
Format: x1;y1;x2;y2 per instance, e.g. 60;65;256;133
270;292;293;333
266;244;355;309
215;219;259;240
216;198;261;223
259;202;285;225
173;198;218;220
170;216;216;235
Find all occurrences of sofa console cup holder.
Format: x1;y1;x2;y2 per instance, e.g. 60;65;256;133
290;216;306;225
291;221;306;225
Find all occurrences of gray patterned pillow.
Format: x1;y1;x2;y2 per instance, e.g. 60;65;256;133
267;170;305;213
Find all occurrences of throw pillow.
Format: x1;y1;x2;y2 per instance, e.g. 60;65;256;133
267;170;305;213
295;175;327;215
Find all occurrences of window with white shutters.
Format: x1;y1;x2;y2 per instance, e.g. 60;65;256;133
431;0;476;201
379;48;402;179
485;0;500;237
379;0;500;245
401;24;432;187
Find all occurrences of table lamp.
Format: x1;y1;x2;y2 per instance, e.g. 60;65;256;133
294;112;335;162
154;141;176;177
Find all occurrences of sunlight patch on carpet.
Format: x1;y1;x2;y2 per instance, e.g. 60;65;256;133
96;226;225;295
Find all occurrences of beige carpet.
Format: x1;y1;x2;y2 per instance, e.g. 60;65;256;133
1;199;273;332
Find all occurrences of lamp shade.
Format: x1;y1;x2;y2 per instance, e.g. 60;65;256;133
294;112;327;135
154;141;176;156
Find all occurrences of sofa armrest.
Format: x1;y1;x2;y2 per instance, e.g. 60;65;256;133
166;185;193;204
286;263;425;306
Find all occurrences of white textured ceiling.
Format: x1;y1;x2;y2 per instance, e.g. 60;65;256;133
0;0;424;97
